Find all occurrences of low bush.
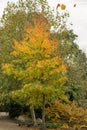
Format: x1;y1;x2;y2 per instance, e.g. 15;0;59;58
46;101;87;129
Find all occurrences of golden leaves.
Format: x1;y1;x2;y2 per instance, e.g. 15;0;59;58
2;63;13;76
21;15;58;59
61;4;66;10
12;40;29;55
46;101;87;129
56;3;66;10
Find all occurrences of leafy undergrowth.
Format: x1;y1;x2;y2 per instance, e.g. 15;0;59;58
46;101;87;130
22;126;87;130
25;125;87;130
17;101;87;130
21;127;62;130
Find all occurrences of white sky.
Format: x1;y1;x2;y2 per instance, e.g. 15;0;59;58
0;0;87;54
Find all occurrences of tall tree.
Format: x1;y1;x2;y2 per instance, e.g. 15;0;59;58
2;14;67;129
55;29;87;104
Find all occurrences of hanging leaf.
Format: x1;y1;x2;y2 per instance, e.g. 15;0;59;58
74;4;76;7
61;4;66;10
56;3;60;9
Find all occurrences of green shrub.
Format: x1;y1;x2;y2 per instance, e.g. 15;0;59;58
5;101;23;118
46;122;63;128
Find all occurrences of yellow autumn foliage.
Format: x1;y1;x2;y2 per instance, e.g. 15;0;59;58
2;63;13;76
2;14;67;109
46;101;87;129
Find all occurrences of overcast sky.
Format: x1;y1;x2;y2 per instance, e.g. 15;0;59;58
0;0;87;54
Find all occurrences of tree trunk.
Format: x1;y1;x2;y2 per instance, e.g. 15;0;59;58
42;94;46;130
30;106;37;127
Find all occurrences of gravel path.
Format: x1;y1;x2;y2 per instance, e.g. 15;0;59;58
0;112;28;130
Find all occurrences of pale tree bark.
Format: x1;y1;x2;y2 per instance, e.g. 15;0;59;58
30;106;37;127
42;94;46;130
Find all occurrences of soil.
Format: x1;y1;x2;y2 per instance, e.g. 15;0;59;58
0;112;73;130
0;112;29;130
